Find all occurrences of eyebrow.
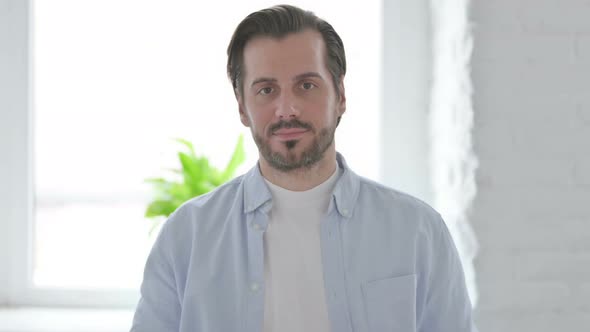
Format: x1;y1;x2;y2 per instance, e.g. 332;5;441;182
250;72;324;87
250;77;277;87
294;72;323;81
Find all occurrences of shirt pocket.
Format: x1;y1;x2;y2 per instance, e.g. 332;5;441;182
361;274;417;332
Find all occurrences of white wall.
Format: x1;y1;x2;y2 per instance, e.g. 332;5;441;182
471;1;590;330
381;0;432;204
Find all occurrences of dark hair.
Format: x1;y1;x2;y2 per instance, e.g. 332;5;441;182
227;4;346;98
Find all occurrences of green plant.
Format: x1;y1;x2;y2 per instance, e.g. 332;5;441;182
144;135;246;230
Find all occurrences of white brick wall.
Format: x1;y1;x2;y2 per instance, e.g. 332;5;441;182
471;1;590;331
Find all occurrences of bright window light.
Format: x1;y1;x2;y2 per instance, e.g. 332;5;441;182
33;0;381;290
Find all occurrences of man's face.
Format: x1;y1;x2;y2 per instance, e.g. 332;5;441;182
237;29;346;172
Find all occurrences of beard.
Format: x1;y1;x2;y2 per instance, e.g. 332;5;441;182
253;118;336;172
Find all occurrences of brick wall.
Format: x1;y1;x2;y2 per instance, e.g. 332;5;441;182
470;0;590;330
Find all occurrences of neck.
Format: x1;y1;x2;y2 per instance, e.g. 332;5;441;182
259;149;338;191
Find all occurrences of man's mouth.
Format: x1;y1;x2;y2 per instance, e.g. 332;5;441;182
273;128;309;140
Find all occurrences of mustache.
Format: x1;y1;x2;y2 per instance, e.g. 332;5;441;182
269;119;313;134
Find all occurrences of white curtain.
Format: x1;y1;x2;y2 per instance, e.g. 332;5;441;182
429;0;479;305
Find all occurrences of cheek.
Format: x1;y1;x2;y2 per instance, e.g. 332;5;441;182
314;102;338;123
244;108;271;133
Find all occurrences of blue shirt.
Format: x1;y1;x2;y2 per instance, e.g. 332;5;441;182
131;153;476;332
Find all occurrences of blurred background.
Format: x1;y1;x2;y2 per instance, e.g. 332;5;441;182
0;0;589;331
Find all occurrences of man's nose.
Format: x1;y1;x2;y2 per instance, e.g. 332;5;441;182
275;91;301;119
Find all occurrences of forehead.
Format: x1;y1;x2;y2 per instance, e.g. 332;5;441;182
242;30;328;83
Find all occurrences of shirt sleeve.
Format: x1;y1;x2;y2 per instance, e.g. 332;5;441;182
130;221;181;332
418;214;478;332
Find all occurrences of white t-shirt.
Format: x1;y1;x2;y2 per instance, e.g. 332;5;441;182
262;167;341;332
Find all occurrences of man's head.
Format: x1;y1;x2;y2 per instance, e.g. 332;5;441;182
227;5;347;172
227;5;346;99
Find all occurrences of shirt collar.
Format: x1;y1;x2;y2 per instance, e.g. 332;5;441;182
332;152;360;220
242;152;360;220
242;163;273;214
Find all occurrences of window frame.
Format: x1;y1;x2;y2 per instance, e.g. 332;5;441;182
0;0;139;308
0;0;35;307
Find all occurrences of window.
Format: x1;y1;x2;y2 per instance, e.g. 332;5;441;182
1;0;383;308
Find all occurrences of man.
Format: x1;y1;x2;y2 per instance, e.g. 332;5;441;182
131;4;476;332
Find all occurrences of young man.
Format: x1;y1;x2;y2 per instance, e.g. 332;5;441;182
131;5;476;332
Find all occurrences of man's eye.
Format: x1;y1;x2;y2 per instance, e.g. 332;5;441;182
301;82;315;90
259;87;273;95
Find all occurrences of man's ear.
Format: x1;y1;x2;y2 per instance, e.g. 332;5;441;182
236;92;250;127
337;77;346;116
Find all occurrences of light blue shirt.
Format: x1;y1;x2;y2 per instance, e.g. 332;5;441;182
131;153;476;332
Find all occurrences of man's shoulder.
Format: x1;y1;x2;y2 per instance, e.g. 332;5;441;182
358;176;437;213
354;175;443;229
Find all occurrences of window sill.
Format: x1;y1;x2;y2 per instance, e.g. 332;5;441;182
0;307;134;332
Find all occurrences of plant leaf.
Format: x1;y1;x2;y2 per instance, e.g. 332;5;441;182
144;136;246;227
173;138;196;157
178;151;200;185
166;182;192;201
145;200;178;218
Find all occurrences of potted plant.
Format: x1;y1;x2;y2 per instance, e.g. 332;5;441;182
144;135;246;234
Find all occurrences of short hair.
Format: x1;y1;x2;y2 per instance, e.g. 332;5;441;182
227;4;346;98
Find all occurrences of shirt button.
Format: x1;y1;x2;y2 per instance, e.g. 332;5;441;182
342;209;349;216
250;282;260;292
252;223;261;231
